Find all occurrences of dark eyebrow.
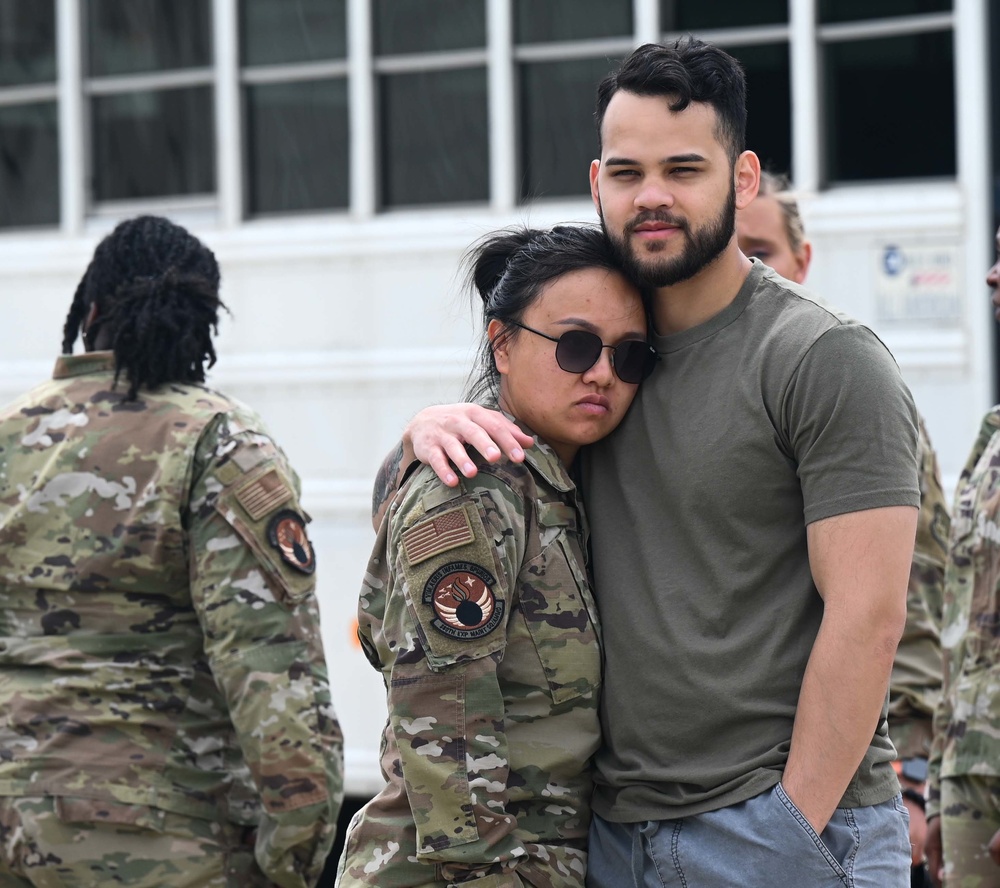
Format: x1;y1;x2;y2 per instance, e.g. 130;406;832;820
663;153;707;164
554;317;599;332
554;317;647;340
604;153;708;167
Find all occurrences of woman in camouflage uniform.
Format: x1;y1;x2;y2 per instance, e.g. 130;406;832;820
0;217;343;888
338;226;657;888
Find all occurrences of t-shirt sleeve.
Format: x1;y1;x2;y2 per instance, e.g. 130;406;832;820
782;323;920;525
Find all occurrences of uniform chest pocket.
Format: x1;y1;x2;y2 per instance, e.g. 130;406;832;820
517;537;602;705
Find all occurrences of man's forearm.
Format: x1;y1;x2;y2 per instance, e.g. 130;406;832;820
788;505;916;833
783;611;900;833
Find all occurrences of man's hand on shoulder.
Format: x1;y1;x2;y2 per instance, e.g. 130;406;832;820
406;403;534;487
370;404;534;531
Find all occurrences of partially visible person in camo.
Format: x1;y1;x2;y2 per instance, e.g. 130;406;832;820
925;224;1000;888
337;225;657;888
0;215;343;888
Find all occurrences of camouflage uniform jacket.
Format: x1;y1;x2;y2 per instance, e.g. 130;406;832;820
927;407;1000;820
0;352;343;888
341;440;602;888
887;415;949;759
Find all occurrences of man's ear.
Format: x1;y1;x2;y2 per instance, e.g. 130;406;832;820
734;150;761;210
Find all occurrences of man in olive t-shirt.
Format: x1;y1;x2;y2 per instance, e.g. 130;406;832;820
398;38;918;887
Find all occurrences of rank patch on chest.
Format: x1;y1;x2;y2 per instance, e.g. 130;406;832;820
423;561;504;640
267;509;316;574
402;506;475;566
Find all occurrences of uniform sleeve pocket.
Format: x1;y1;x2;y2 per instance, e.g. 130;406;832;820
398;499;510;668
519;538;602;705
389;671;481;855
214;463;316;605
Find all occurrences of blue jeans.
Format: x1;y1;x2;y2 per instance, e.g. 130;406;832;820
587;784;911;887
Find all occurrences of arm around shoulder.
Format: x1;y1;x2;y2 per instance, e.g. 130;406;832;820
403;403;534;487
371;404;532;528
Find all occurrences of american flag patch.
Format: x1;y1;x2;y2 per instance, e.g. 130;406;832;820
235;469;293;520
402;506;475;566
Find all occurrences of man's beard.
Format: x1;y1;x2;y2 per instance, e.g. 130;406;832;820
601;184;737;288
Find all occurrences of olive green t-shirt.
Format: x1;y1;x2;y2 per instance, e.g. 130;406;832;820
583;261;920;822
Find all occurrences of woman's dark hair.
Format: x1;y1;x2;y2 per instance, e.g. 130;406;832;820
463;224;633;404
61;215;226;400
595;37;747;165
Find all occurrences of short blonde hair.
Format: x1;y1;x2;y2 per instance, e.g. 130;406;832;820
758;171;806;255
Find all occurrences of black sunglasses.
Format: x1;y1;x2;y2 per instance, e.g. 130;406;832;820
508;321;659;384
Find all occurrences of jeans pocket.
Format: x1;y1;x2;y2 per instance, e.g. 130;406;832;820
774;783;853;881
891;792;910;820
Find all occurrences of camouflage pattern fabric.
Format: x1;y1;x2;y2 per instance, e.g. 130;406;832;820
0;795;272;887
937;775;1000;887
889;415;950;759
0;352;343;888
928;407;1000;827
339;440;601;887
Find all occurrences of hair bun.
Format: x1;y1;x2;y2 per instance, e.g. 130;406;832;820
470;227;542;303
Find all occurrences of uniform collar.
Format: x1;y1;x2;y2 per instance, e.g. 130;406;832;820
52;351;116;379
524;443;576;494
503;412;576;494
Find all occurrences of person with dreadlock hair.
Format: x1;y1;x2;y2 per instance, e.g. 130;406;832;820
0;215;343;888
61;214;226;400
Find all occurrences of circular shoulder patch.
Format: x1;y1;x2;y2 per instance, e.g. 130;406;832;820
267;510;316;575
422;561;505;641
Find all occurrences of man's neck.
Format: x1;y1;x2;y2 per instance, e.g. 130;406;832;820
652;246;753;335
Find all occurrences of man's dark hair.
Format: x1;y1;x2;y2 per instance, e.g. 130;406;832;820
595;37;747;164
62;215;226;400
